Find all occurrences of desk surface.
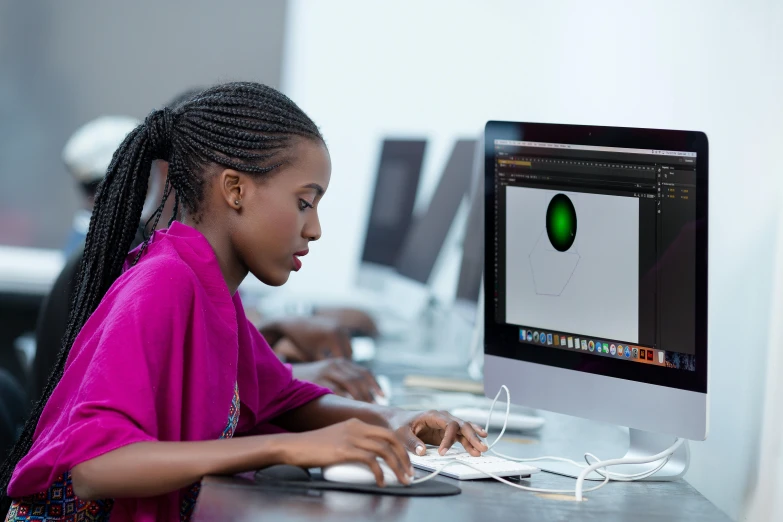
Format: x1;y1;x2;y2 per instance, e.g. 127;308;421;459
194;352;730;522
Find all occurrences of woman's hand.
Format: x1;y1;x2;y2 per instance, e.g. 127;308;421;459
280;418;413;487
388;410;489;457
263;316;353;362
314;307;379;337
291;359;382;403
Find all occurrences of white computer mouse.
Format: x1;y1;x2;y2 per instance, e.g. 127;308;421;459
322;460;405;486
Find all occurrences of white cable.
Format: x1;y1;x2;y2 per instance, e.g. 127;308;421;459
485;385;684;487
490;450;586;469
408;384;685;501
489;450;671;481
584;453;671;480
486;385;511;448
410;457;612;494
574;438;685;501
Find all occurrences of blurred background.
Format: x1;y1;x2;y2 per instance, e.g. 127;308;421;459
1;1;782;520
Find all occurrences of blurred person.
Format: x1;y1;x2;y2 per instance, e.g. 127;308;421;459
1;81;486;520
60;116;144;256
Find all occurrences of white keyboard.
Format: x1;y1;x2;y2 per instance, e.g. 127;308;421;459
410;447;539;480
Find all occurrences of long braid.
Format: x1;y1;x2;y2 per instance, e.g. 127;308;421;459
1;82;323;511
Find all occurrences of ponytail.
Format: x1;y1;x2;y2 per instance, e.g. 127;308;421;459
0;110;170;510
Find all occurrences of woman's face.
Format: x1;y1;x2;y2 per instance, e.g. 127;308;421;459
229;138;332;286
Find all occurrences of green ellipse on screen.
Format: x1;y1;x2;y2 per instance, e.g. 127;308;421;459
546;194;577;252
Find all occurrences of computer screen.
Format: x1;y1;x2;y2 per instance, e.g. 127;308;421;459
361;139;427;268
484;122;708;394
395;139;476;284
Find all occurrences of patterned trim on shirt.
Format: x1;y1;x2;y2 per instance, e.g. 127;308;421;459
180;382;241;520
4;472;114;522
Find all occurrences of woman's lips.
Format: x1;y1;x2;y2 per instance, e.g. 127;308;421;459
292;249;308;271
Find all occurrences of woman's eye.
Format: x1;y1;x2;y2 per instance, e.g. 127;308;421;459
298;199;313;211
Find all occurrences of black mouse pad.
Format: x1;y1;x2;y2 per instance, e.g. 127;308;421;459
253;467;461;497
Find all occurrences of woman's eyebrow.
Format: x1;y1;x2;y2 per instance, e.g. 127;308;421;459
301;183;324;196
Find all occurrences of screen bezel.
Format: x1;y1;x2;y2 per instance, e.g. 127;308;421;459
483;121;708;393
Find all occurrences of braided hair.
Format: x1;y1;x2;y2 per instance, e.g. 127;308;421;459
0;82;323;510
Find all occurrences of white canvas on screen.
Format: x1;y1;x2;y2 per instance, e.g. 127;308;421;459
504;186;640;342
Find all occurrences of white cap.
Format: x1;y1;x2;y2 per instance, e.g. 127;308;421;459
62;115;141;183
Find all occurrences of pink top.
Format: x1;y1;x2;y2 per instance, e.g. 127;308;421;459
7;221;330;520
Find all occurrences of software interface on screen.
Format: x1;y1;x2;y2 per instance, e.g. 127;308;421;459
491;140;698;371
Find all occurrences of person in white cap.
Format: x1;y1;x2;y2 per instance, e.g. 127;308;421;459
60;116;141;255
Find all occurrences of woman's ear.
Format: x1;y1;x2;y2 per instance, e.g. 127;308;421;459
219;169;244;209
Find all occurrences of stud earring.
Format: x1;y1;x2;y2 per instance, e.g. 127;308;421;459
235;200;240;206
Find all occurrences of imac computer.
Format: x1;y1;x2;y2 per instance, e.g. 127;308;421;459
357;139;427;292
482;121;708;480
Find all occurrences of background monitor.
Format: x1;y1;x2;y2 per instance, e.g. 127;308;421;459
455;138;485;303
395;139;476;284
360;139;427;268
482;121;709;442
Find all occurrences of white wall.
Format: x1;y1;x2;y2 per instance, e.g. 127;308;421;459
280;1;783;519
747;209;783;521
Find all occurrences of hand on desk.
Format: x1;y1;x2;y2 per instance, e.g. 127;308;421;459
291;359;382;403
314;306;379;338
389;409;488;458
263;316;353;362
258;311;383;402
279;410;488;487
281;418;414;486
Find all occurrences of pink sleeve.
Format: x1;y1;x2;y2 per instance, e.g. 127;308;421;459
9;265;196;496
234;296;331;435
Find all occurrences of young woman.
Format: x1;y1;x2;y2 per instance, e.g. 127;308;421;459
0;83;486;521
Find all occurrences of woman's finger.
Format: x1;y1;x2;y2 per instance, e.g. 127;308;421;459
353;450;385;487
456;433;482;457
469;422;488;437
355;438;411;485
333;366;374;402
455;419;489;455
360;423;411;467
399;425;428;456
438;420;461;455
358;366;383;396
337;329;353;359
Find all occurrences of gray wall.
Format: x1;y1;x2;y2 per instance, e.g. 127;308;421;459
0;0;287;248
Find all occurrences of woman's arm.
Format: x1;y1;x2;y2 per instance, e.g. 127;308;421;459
71;434;287;500
72;417;421;497
271;395;489;457
271;394;394;432
73;397;488;499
